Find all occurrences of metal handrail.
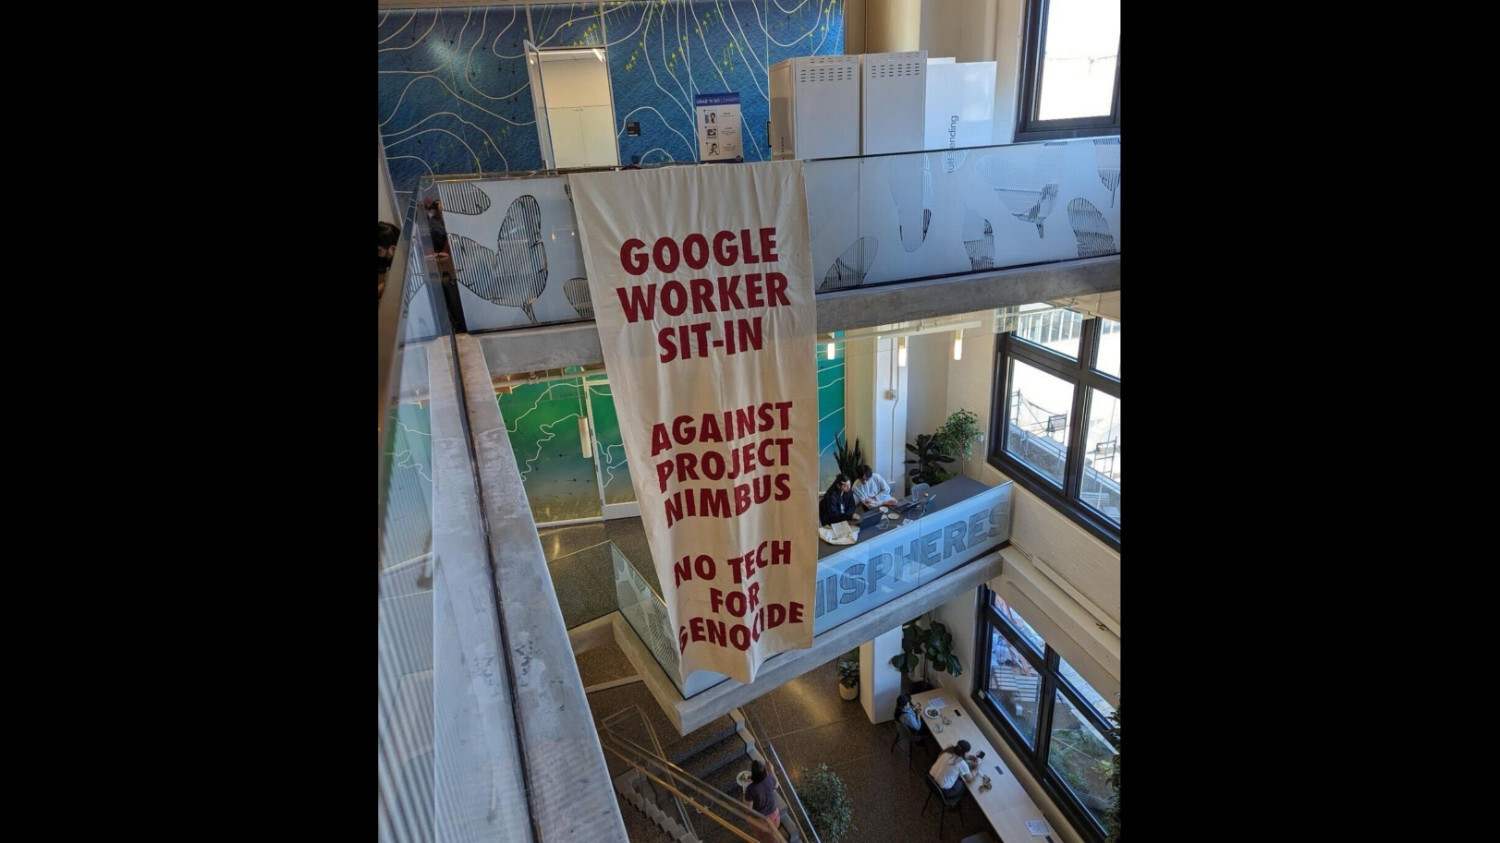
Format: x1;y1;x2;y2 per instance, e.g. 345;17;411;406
601;707;695;839
598;711;772;843
741;705;816;843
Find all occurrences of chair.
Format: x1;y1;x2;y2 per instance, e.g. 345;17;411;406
921;772;965;838
890;718;929;770
906;483;935;519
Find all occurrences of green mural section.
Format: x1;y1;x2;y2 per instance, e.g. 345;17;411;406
498;376;602;524
586;380;636;506
493;348;843;525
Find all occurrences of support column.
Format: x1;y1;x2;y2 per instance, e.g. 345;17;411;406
859;625;906;724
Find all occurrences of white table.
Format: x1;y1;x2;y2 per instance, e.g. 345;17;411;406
912;689;1054;843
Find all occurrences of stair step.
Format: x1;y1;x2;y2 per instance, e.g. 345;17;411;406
674;731;748;783
664;718;740;763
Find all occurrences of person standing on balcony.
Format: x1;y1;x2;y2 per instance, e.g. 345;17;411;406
378;220;401;302
741;759;780;842
819;474;859;526
853;464;898;510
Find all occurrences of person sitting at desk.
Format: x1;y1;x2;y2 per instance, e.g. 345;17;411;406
853;464;898;510
929;739;982;800
894;693;923;733
819;474;859;526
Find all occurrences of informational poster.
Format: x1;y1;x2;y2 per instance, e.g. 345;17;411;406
695;93;742;162
570;161;819;684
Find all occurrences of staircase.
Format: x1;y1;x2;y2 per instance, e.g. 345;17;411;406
602;707;799;843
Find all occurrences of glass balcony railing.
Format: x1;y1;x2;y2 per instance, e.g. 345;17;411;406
413;137;1120;334
611;475;1013;698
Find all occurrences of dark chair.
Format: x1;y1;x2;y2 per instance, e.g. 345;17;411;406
890;718;929;770
921;773;965;838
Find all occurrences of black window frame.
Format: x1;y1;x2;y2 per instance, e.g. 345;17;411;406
987;313;1120;551
972;586;1116;843
1014;0;1121;142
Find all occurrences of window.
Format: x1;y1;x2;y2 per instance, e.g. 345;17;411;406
990;308;1119;549
1015;0;1121;142
977;590;1117;842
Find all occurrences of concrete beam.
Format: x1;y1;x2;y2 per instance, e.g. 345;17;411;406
455;334;630;843
669;549;1006;735
475;256;1119;377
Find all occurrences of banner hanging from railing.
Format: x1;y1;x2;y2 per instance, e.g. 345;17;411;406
572;161;819;685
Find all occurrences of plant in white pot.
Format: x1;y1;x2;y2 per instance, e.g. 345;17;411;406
836;649;859;700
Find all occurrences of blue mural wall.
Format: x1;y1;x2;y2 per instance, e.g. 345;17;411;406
379;1;845;206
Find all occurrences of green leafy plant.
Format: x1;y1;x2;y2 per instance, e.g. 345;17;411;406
903;433;955;486
799;762;856;843
888;618;963;677
837;649;860;689
1104;697;1121;842
934;408;983;460
833;432;864;479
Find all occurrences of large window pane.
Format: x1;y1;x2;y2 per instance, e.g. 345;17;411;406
1080;390;1120;525
1058;656;1114;721
1046;691;1117;828
1037;0;1120;120
993;594;1046;650
1094;317;1119;377
1015;305;1081;360
1004;359;1074;487
985;627;1041;746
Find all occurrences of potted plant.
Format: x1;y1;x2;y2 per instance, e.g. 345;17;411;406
934;408;983;461
799;762;856;843
1104;697;1121;842
837;649;859;700
904;433;956;486
888;617;963;688
833;431;864;479
904;410;984;488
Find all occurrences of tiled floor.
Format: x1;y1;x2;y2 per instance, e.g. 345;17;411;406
741;658;993;843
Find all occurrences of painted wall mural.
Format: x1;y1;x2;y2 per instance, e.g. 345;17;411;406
379;2;845;208
497;374;601;524
497;348;845;527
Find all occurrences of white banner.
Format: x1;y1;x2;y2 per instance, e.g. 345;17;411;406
571;161;819;685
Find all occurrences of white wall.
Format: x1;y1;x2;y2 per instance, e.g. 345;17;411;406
905;332;949;492
854;0;1025;144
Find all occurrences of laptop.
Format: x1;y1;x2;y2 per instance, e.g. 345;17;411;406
894;491;936;516
856;509;886;530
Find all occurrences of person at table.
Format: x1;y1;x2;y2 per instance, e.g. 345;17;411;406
819;474;859;526
741;759;780;843
929;739;981;799
853;464;898;510
895;693;925;736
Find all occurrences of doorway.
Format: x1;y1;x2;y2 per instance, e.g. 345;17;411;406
524;42;620;170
